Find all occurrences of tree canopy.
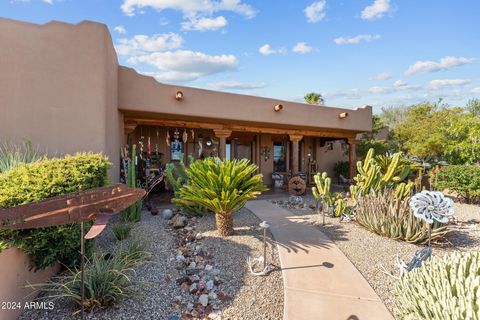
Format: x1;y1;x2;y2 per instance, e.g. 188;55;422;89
304;92;325;105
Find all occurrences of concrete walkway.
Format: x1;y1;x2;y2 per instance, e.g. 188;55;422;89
245;200;394;320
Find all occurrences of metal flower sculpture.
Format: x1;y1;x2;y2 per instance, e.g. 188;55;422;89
409;190;454;224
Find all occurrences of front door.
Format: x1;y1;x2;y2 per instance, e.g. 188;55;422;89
234;141;252;161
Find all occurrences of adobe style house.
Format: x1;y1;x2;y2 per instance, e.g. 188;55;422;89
0;18;372;186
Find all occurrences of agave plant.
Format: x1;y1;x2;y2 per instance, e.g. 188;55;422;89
355;188;448;244
173;158;267;236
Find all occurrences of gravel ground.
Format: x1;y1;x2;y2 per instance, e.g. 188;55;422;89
272;195;480;319
19;208;283;320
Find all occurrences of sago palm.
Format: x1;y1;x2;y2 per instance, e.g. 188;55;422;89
173;158;267;236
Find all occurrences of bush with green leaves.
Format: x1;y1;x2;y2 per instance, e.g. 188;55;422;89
112;223;133;241
0;153;111;269
395;251;480;320
165;153;206;216
0;140;45;173
173;158;267;236
433;165;480;203
38;238;148;312
355;188;448;244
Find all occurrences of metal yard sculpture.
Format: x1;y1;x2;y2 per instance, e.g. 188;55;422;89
381;190;455;279
0;184;146;319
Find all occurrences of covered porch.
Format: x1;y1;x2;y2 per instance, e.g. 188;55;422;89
123;115;358;187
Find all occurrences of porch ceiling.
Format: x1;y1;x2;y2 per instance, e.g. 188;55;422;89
123;111;358;139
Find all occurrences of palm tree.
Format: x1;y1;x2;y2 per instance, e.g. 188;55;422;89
304;92;325;105
173;158;267;236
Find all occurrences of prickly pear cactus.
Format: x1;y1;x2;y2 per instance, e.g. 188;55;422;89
395;251;480;320
312;172;331;203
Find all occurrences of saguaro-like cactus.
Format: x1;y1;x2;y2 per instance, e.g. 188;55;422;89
312;172;331;203
122;144;142;222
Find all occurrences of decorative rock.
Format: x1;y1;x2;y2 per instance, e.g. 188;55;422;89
162;208;173;220
176;255;186;262
189;283;198;293
189;275;200;282
185;226;193;231
208;292;217;300
172;214;187;228
199;294;209;307
188;261;197;269
187;303;194;310
205;264;213;271
195;233;203;240
206;280;214;290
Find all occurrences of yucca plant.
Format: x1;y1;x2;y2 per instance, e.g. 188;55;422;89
36;238;148;312
395;252;480;320
0;140;44;173
355;188;448;244
173;158;267;236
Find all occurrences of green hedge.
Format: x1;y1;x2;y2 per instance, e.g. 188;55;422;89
0;153;111;269
434;165;480;203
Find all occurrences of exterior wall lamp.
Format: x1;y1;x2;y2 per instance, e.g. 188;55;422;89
339;112;348;119
274;104;283;112
175;91;184;101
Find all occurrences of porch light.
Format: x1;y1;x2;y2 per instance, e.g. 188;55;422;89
175;91;184;101
339;112;348;119
274;104;283;112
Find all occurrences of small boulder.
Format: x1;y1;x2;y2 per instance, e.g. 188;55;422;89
199;294;209;307
162;209;173;220
172;214;187;228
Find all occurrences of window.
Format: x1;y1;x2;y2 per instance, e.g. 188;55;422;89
273;142;287;172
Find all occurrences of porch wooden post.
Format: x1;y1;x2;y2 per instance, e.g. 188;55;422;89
214;129;232;159
289;135;303;175
348;138;357;179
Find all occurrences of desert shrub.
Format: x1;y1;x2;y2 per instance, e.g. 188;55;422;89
434;165;480;203
395;251;480;320
0;153;111;269
165;153;206;216
39;238;148;312
355;189;448;244
174;158;267;236
112;223;133;241
0;140;45;173
333;161;349;180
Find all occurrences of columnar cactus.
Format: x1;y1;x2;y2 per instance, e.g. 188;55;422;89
395;252;480;320
122;144;142;222
312;172;331;203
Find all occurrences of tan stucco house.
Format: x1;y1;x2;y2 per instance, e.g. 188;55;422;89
0;18;372;186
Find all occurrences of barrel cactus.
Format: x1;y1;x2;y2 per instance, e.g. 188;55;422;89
395;252;480;320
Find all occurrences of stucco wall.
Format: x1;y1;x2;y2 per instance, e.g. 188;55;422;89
0;18;120;181
0;248;59;320
119;67;372;133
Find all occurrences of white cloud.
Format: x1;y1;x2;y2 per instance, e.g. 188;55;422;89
324;88;362;100
115;33;183;55
128;50;238;82
393;80;407;87
292;42;313;54
427;79;471;90
114;25;127;34
405;56;475;75
361;0;391;20
208;81;267;90
182;16;227;31
304;1;327;23
472;87;480;94
372;72;391;80
259;44;285;56
121;0;256;18
334;34;380;45
43;0;53;4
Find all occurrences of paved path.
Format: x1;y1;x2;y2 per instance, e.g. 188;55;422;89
246;200;394;320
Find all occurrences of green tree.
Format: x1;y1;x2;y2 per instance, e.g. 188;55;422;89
356;115;389;158
304;92;325;105
466;98;480;117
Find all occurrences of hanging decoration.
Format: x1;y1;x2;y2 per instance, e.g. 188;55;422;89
197;134;204;158
166;129;170;147
173;128;180;141
191;129;195;140
182;128;188;143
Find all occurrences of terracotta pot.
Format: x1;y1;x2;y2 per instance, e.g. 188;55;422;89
150;207;158;215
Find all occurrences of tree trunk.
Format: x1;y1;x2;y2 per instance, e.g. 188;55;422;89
215;213;233;236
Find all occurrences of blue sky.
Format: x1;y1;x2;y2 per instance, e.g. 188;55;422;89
2;0;479;112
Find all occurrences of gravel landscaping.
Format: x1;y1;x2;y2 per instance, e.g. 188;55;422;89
271;194;480;319
19;208;283;320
